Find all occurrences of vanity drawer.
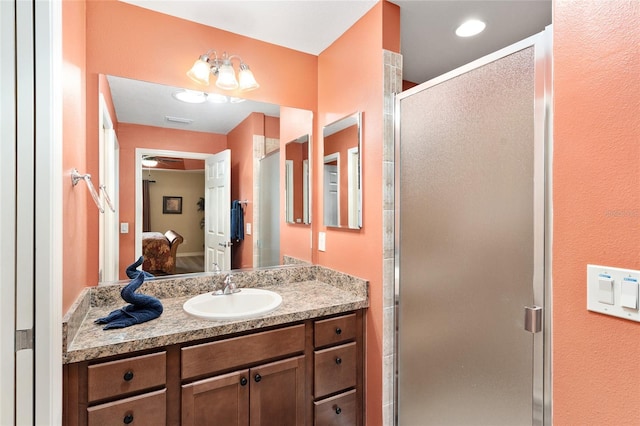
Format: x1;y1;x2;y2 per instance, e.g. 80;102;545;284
314;389;357;426
181;324;305;380
314;342;357;398
314;313;357;348
87;352;166;403
87;388;166;426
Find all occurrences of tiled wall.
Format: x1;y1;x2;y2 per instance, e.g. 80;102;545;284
382;49;402;426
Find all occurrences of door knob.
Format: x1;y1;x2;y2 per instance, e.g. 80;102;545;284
524;306;542;333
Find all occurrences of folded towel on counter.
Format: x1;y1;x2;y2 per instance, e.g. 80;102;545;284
230;200;244;242
95;257;163;330
125;255;155;280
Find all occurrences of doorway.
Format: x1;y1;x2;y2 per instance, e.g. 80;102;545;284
395;30;552;425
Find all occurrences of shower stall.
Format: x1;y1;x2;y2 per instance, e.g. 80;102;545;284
395;29;552;425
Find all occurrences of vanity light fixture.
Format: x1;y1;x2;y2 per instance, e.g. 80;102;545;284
187;50;259;91
455;19;486;37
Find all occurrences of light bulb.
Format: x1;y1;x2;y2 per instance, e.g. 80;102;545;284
455;19;486;37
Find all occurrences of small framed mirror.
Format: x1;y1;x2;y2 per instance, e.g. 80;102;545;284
322;112;362;229
285;134;311;225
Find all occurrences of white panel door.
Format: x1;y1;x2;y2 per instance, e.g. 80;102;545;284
0;1;18;423
205;149;231;271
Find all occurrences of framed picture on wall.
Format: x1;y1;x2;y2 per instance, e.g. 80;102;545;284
163;196;182;214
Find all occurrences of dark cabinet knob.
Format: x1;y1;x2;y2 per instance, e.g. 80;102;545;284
240;377;248;386
335;357;342;365
123;371;134;381
254;373;262;383
123;414;134;424
335;407;342;415
335;327;342;335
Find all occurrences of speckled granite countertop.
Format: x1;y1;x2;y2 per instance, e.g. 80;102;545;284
63;264;368;364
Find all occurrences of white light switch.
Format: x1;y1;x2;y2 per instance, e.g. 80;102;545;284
318;232;326;252
246;222;252;235
587;265;640;322
620;278;639;310
597;276;614;304
120;222;129;233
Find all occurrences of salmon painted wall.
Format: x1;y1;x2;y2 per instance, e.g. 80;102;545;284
117;123;227;278
62;0;89;312
316;2;400;424
229;113;264;269
553;0;640;423
61;0;318;308
285;142;307;220
280;106;314;263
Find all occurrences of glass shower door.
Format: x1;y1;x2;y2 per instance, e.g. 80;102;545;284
396;32;549;425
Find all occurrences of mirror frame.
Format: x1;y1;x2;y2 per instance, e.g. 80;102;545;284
322;111;362;229
284;134;311;226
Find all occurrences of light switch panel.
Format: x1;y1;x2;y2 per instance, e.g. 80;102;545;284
587;265;640;322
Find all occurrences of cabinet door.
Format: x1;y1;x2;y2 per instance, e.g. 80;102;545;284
182;369;250;426
249;356;305;426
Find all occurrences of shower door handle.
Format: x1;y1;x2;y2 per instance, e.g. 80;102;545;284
524;306;542;333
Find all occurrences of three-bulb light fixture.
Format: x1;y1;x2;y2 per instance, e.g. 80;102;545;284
187;50;259;92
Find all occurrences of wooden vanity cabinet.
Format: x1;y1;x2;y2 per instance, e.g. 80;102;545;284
312;313;364;426
63;310;364;426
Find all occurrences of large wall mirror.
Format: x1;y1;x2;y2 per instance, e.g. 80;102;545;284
322;112;362;229
285;134;311;225
100;74;313;282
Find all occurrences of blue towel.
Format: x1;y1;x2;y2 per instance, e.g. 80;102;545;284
230;200;244;242
125;256;155;280
95;257;163;330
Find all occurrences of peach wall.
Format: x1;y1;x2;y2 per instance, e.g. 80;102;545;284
117;123;227;278
62;0;89;312
316;3;400;424
229;113;264;269
280;106;314;263
285;142;307;220
553;0;640;423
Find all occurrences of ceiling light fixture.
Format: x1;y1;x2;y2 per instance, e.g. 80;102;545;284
142;158;158;168
187;50;259;92
455;19;486;38
173;89;207;104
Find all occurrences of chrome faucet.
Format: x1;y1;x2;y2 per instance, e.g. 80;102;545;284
222;274;240;295
213;273;240;295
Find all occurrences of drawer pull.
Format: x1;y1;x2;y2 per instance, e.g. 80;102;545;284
335;406;342;415
335;357;342;365
240;377;248;386
123;371;134;382
254;373;262;383
123;413;134;424
335;327;342;335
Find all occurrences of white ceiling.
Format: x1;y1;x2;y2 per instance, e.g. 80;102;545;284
113;0;551;133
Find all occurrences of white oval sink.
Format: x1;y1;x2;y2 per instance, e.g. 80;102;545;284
183;288;282;320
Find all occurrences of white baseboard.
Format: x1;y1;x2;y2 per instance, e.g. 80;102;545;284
177;252;204;257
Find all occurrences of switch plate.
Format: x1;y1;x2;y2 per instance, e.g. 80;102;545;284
318;232;326;252
120;222;129;234
587;264;640;322
246;222;251;235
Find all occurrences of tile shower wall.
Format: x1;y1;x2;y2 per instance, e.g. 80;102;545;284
382;49;402;426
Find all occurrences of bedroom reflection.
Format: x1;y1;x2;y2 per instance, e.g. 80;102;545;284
102;74;309;282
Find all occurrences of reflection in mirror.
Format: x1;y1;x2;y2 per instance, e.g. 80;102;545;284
101;75;312;282
285;134;311;225
322;112;362;229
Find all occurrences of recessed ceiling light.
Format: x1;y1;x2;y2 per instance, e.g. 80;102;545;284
173;89;207;104
229;97;245;104
456;19;486;38
207;93;228;104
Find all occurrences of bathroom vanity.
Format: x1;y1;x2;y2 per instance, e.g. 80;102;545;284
62;265;368;426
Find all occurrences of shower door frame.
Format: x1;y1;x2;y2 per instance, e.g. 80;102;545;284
394;27;553;425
